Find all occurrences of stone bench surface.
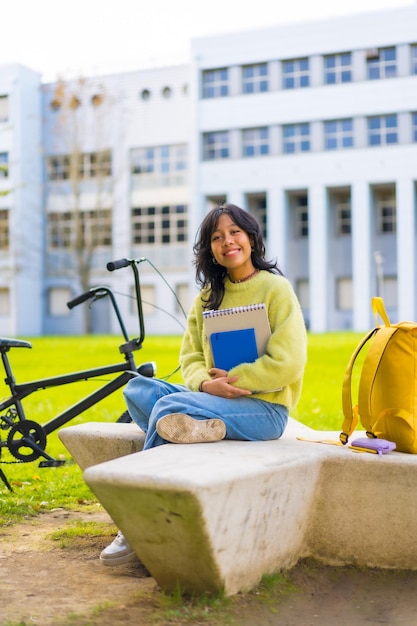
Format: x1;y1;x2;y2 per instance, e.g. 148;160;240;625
59;421;145;470
59;419;417;596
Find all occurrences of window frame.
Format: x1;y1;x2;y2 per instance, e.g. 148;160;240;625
335;202;352;236
376;198;396;234
367;114;398;147
336;277;353;311
0;152;9;178
283;123;310;154
202;68;229;99
324;52;352;85
203;131;229;160
131;144;187;175
0;95;9;123
131;204;188;246
282;58;310;89
0;208;9;249
324;119;354;150
294;198;309;238
242;63;269;94
367;47;397;80
242;127;269;157
47;209;112;249
412;112;417;142
412;45;417;75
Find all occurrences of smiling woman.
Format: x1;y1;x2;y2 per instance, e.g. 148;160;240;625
100;202;307;566
210;213;257;283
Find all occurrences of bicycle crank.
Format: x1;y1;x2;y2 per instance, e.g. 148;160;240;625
7;420;47;462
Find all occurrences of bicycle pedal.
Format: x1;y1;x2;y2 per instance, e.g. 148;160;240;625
38;459;66;468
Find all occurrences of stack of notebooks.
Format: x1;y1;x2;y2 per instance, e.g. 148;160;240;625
203;303;271;371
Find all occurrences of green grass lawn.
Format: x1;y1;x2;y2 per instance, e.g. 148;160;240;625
0;332;364;519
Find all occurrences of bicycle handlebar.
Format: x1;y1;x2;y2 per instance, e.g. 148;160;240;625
67;290;95;310
66;259;146;349
106;258;130;271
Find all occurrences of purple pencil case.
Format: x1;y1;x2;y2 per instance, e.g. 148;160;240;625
349;437;396;455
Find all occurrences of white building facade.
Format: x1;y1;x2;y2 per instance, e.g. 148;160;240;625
0;5;416;335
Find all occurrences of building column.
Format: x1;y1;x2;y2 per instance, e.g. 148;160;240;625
396;177;416;320
351;181;372;330
308;184;328;332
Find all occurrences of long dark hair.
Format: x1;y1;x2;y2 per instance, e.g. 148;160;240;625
193;204;283;310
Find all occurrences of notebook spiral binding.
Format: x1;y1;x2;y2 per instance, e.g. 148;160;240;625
203;303;266;318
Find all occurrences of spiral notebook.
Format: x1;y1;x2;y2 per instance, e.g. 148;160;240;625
203;303;271;369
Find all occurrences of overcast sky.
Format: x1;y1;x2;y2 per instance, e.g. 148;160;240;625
1;0;414;80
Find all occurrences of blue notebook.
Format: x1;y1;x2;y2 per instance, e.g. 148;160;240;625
209;327;258;370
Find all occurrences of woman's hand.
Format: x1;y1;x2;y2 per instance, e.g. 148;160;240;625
201;368;252;398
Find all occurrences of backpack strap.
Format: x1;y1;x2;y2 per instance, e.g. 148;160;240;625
340;327;378;444
372;296;391;327
357;325;397;429
340;297;393;445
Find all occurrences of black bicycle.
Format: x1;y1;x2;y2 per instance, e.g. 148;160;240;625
0;258;156;491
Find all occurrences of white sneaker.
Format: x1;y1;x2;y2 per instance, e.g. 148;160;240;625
100;531;137;566
156;413;226;444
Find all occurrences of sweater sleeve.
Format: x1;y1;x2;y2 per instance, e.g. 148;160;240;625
179;294;212;391
228;278;307;407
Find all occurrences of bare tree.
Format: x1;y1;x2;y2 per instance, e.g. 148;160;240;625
46;79;116;333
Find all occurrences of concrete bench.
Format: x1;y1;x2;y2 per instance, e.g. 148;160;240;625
59;421;145;470
59;419;417;596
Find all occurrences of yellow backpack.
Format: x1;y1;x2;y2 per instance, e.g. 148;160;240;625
341;297;417;453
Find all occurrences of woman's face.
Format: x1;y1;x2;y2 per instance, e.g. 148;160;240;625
210;213;254;281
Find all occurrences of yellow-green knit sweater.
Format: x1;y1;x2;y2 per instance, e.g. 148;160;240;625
180;270;307;409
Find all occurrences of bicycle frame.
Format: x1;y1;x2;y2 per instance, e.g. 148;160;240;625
0;356;138;436
0;258;153;489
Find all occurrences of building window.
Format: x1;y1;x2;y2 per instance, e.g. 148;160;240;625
324;119;354;150
0;287;10;316
131;144;187;175
0;209;9;249
412;46;417;75
81;151;112;178
282;58;309;89
47;155;70;180
295;197;308;237
175;283;189;314
412;112;417;142
381;276;397;308
0;152;9;178
337;278;353;311
368;115;398;146
0;95;8;123
141;89;151;101
242;63;268;94
48;209;112;249
48;287;72;316
283;123;310;154
336;202;351;236
131;205;188;245
296;279;310;311
324;53;352;84
367;47;397;80
242;127;269;157
377;198;396;233
203;131;229;160
247;194;267;239
131;283;155;315
202;68;229;98
47;151;112;181
162;86;172;98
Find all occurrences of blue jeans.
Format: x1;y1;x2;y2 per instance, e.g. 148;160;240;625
123;375;288;450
